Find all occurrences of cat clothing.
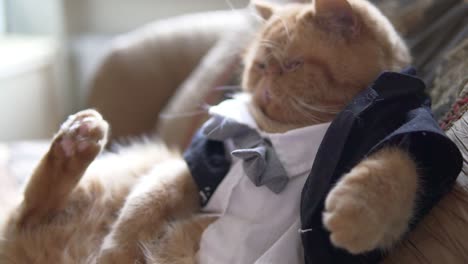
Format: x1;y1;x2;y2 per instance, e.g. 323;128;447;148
184;68;463;264
187;94;330;264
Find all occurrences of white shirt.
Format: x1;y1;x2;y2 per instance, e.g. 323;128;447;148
197;95;330;264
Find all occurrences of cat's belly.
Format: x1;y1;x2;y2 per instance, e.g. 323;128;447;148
198;161;307;264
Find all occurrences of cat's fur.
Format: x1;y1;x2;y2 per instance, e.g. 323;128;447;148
0;0;416;263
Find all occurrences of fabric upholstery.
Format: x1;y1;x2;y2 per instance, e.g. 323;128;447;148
156;11;257;149
87;10;252;142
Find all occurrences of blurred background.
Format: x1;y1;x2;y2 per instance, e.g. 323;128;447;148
0;0;252;141
0;0;465;143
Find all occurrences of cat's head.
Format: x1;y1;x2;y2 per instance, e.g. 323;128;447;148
242;0;411;130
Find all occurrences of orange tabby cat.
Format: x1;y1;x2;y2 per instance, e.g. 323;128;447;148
0;0;414;263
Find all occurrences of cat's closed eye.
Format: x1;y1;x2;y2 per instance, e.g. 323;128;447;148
254;59;304;74
255;61;267;71
284;59;304;72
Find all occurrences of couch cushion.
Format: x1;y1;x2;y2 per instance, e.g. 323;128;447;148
432;39;468;120
87;10;251;142
156;10;258;150
375;0;467;85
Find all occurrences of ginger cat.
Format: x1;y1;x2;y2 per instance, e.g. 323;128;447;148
0;0;415;263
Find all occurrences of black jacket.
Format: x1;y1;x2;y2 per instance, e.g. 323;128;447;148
184;68;463;263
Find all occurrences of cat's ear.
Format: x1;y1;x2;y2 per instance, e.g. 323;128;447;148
313;0;358;36
252;0;277;20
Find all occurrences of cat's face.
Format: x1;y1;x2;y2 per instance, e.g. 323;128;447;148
242;0;411;127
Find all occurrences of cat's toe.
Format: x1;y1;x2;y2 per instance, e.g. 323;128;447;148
323;167;385;254
54;109;109;160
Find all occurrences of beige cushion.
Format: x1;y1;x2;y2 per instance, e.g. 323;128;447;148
87;10;250;142
156;10;258;150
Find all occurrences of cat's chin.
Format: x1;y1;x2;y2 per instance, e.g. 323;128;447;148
247;100;304;133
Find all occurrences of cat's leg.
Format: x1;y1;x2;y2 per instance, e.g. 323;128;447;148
97;159;200;264
323;147;418;254
145;215;217;264
16;109;108;227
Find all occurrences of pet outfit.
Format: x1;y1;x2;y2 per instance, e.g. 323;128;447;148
186;94;330;264
184;68;463;263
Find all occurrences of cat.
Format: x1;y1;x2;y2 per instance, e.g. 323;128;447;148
0;0;414;263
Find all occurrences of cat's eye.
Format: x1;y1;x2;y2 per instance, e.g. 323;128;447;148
255;61;267;71
284;59;304;72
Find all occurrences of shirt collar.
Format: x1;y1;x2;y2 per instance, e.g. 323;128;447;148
209;95;330;177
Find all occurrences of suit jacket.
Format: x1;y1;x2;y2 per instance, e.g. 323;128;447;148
184;68;463;263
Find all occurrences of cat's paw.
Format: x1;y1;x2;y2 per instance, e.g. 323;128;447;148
323;148;418;254
323;165;386;254
53;109;108;161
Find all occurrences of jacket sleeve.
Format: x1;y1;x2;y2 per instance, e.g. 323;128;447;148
183;128;231;206
370;105;463;224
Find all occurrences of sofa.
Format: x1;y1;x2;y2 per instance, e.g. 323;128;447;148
1;0;467;262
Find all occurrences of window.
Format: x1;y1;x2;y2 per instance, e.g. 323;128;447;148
0;0;5;33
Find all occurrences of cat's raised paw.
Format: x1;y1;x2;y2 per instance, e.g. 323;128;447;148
323;166;386;254
53;109;109;160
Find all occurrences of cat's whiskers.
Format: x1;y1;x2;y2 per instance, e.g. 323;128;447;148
293;97;342;114
289;99;324;124
263;80;320;124
287;95;341;124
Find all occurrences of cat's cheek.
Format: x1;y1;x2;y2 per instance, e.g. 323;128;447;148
252;83;268;110
255;87;272;111
263;102;289;123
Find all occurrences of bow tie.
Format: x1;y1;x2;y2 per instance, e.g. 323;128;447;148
202;115;289;193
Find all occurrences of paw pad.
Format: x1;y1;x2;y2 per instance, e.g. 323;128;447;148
55;109;108;159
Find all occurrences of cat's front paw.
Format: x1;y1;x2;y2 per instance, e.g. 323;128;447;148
323;165;386;254
323;148;418;254
53;109;108;161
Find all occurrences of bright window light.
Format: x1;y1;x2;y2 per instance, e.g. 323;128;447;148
0;0;5;33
